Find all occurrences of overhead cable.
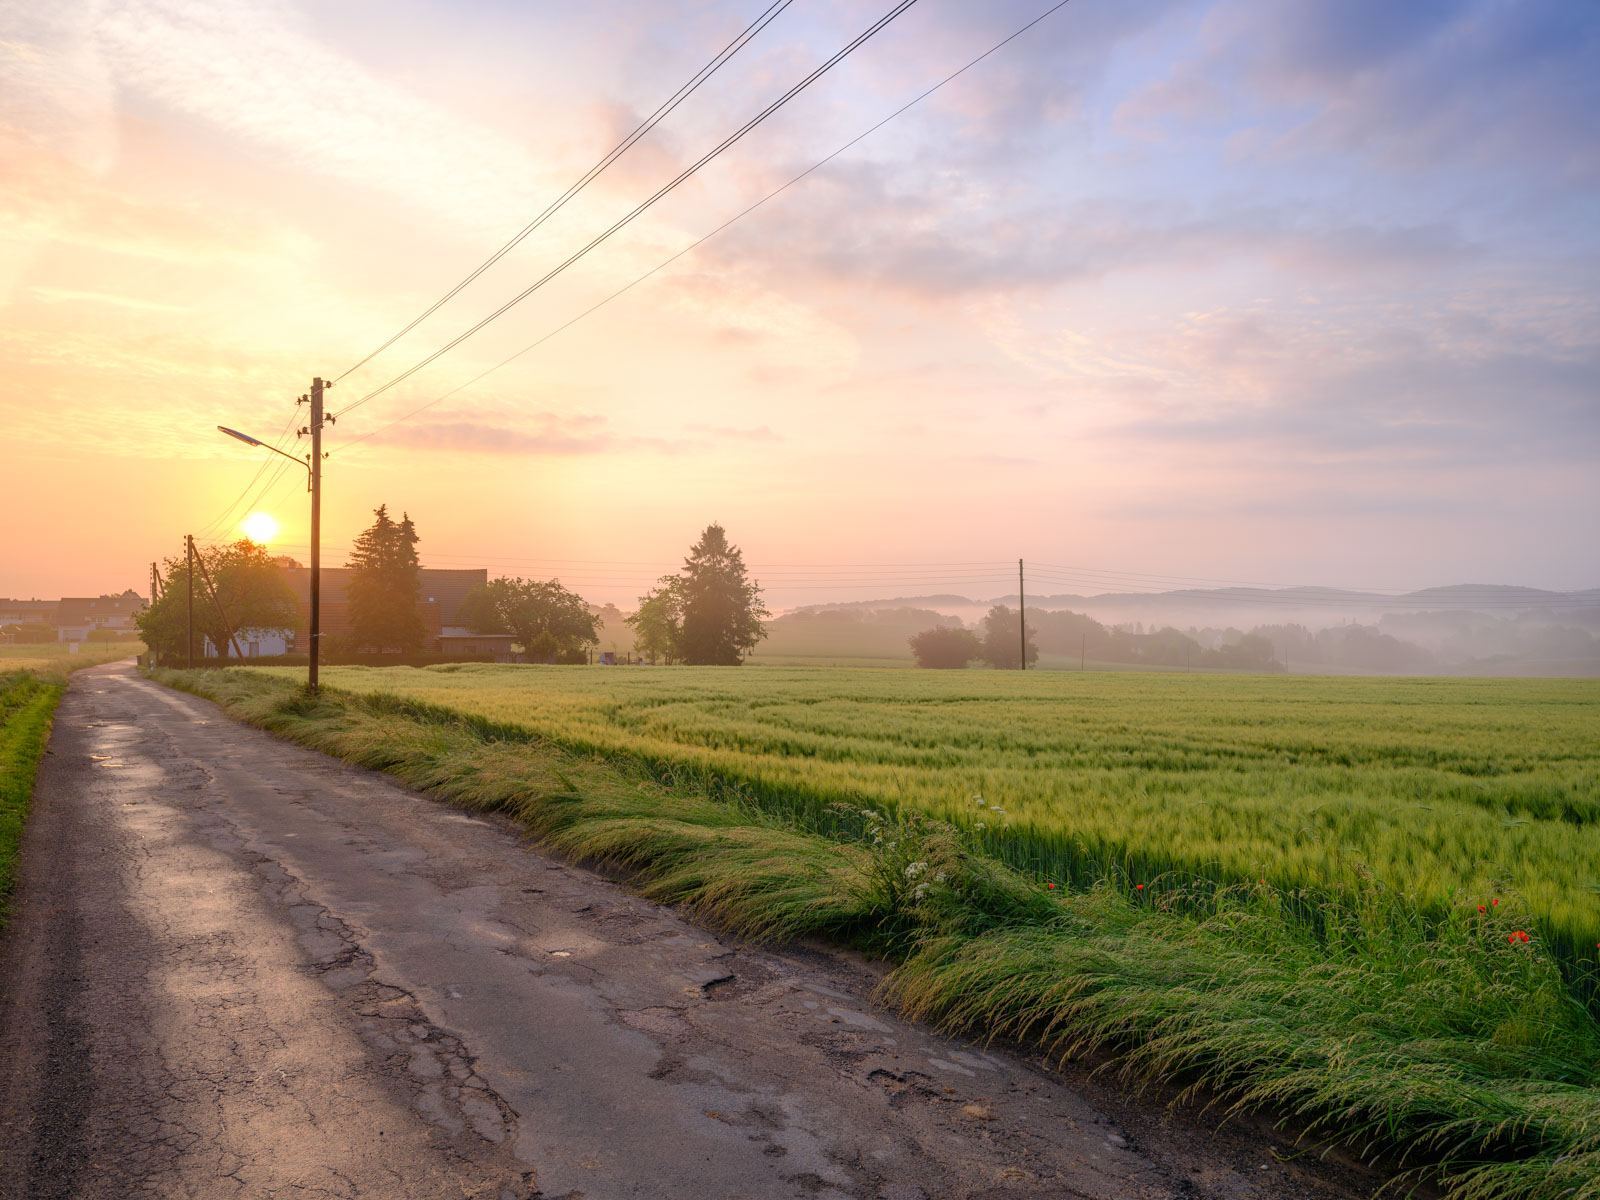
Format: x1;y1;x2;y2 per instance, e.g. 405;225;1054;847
333;0;796;385
332;0;926;422
333;0;1080;455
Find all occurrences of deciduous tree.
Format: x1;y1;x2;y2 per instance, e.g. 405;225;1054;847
136;539;297;659
459;577;600;660
626;575;687;665
909;625;982;669
979;604;1038;669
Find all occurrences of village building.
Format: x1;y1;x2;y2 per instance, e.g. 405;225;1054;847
54;591;146;642
276;566;516;656
0;599;59;633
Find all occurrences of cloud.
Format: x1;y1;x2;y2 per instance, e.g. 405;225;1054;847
368;411;783;457
76;0;561;236
29;286;191;312
1148;0;1600;179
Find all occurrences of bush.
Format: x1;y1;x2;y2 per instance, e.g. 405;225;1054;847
909;626;982;669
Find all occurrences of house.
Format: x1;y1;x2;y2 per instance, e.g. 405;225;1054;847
0;599;58;639
203;628;292;659
55;591;146;642
437;630;519;657
277;566;504;654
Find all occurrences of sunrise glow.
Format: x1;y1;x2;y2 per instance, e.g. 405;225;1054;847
239;512;279;545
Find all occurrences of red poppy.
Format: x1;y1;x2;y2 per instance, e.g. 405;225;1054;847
1492;899;1499;905
1508;931;1530;944
1477;905;1486;913
1136;884;1144;890
1046;882;1055;890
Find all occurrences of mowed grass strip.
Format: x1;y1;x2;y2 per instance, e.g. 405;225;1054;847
256;664;1600;969
0;670;67;919
161;666;1600;1200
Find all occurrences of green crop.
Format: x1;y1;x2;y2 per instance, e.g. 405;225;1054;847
262;664;1600;968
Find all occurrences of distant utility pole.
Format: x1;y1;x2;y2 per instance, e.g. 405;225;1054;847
185;537;195;669
1018;558;1026;671
298;378;332;694
1080;632;1085;671
150;561;161;668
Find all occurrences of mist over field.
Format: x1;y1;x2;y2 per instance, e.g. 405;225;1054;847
739;584;1600;676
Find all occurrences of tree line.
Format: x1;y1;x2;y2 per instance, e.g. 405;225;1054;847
909;606;1284;671
137;511;770;667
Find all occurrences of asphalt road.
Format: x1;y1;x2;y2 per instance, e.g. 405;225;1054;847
0;662;1377;1199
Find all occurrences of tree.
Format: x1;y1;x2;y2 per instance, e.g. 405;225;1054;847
677;524;769;665
909;625;982;668
626;575;687;664
345;505;424;653
136;539;297;660
979;604;1038;669
458;577;600;661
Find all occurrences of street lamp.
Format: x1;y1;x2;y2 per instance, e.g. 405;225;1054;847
216;376;330;693
218;426;312;488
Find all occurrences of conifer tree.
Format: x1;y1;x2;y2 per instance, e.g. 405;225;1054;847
677;523;768;665
345;504;425;653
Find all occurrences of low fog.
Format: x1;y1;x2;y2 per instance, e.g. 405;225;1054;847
776;585;1600;676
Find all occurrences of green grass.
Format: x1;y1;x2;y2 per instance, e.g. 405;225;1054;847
249;664;1600;975
0;670;67;920
156;666;1600;1200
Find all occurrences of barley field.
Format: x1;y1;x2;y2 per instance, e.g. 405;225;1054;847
281;664;1600;961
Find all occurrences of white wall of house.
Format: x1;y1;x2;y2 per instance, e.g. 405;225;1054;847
203;627;291;658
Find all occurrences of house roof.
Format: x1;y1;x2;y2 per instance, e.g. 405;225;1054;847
0;599;58;621
278;567;486;624
56;592;146;627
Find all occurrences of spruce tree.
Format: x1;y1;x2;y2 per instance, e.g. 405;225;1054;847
345;504;425;653
677;523;768;665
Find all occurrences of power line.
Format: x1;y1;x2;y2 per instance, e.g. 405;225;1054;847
197;403;305;540
333;0;797;386
331;0;926;423
333;0;1082;456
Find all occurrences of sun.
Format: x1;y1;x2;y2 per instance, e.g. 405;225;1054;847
239;512;279;544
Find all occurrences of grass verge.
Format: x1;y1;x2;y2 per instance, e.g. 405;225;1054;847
0;670;67;921
156;667;1600;1200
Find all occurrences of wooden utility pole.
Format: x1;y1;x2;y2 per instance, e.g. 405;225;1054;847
1018;559;1026;670
186;537;195;669
190;535;245;661
149;562;160;668
300;378;329;694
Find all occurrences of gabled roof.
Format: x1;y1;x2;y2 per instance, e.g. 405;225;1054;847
56;593;146;626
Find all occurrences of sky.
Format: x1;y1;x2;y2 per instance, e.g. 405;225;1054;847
2;0;1596;608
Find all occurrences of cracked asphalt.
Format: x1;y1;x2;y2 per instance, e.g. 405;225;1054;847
0;662;1378;1200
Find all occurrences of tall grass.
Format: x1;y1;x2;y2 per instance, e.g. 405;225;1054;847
0;670;66;919
161;667;1600;1200
252;664;1600;975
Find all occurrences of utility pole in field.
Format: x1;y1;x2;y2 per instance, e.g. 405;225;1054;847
298;378;331;694
185;538;195;668
1018;558;1026;671
218;383;327;694
149;561;161;668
